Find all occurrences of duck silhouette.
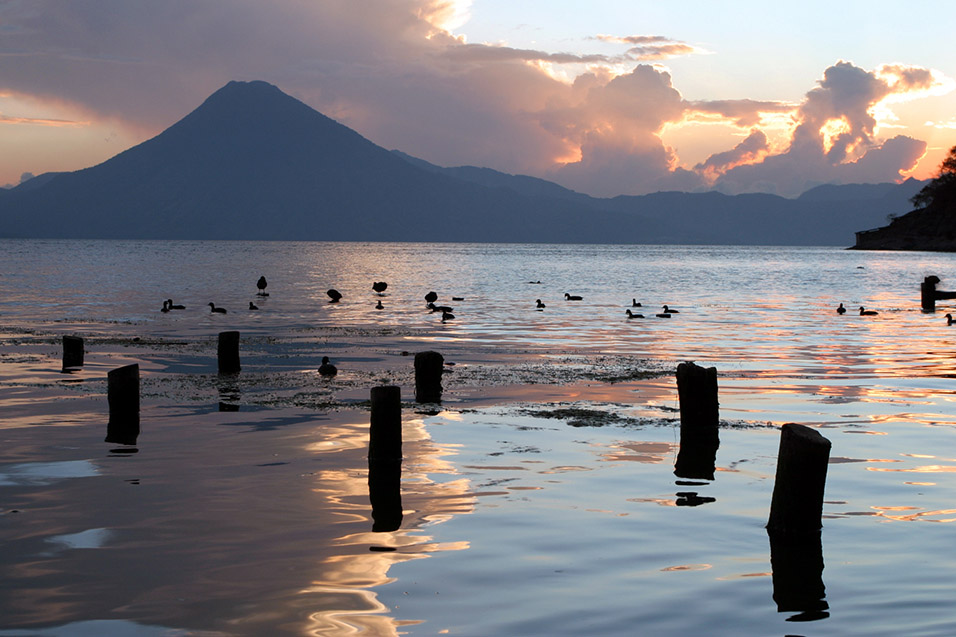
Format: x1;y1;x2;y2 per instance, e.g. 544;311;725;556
318;356;337;377
947;314;955;326
208;302;227;314
249;302;258;310
837;303;846;314
161;300;170;313
565;293;583;301
256;276;268;296
632;299;642;307
428;302;454;313
167;299;185;310
373;281;387;294
327;289;342;303
425;291;438;304
626;310;644;319
536;299;546;309
662;304;679;313
859;306;878;316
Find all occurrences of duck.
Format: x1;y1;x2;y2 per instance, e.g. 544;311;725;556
376;300;384;310
167;299;185;310
249;302;259;310
318;356;337;377
565;293;583;301
161;300;170;313
256;276;268;296
662;304;679;313
536;299;546;309
372;281;388;294
632;299;642;307
327;289;342;303
837;303;846;314
626;310;644;319
428;302;454;313
425;291;438;304
947;314;955;326
859;306;878;316
208;302;227;314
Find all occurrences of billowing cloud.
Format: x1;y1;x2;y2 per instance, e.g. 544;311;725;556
695;130;770;178
713;60;942;195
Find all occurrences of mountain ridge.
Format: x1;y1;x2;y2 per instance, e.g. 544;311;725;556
0;80;926;245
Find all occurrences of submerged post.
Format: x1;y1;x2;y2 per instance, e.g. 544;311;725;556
106;364;140;445
767;423;831;534
62;335;84;372
369;385;402;461
217;331;241;374
414;351;444;403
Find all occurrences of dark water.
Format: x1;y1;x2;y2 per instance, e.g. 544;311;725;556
3;240;956;635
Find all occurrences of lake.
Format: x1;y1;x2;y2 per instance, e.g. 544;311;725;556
3;239;956;636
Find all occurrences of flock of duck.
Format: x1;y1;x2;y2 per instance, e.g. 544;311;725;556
836;302;879;316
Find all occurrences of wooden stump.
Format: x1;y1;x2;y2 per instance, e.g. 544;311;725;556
62;335;84;371
106;364;140;445
414;351;444;403
217;331;241;374
369;385;402;461
675;362;719;479
767;423;831;534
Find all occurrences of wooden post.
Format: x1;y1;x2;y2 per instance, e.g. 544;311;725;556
62;335;84;371
369;385;402;461
414;351;444;403
922;276;938;311
217;331;241;374
767;423;831;534
675;362;719;480
106;364;140;445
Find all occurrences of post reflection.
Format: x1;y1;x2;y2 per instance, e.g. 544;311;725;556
368;458;403;532
768;529;829;622
674;433;720;482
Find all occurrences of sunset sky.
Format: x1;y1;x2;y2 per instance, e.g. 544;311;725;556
2;0;955;197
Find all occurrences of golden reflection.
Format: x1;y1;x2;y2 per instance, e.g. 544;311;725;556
867;464;956;473
661;564;712;572
599;441;675;464
299;413;476;636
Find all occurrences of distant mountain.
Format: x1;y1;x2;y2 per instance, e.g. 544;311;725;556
0;80;924;245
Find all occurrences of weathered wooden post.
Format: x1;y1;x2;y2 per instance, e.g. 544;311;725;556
675;362;720;480
368;385;403;531
922;275;939;311
106;364;140;445
414;351;444;403
217;331;241;374
767;424;831;534
61;335;84;372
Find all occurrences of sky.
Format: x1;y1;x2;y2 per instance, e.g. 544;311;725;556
2;0;955;197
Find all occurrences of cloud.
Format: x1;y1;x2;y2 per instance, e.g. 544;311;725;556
714;60;944;195
0;2;949;198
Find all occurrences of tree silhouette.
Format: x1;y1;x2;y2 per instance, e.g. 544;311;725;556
911;145;956;210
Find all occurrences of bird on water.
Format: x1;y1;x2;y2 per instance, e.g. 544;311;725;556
662;304;679;313
249;302;258;310
632;299;642;307
257;276;268;296
536;299;546;309
565;293;583;301
167;299;185;310
837;303;846;314
318;356;337;377
161;301;170;313
425;291;438;304
428;302;454;313
626;310;644;319
208;303;227;314
373;281;387;294
859;306;878;316
946;314;955;325
327;289;342;303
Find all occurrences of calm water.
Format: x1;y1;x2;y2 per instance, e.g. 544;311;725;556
4;240;956;635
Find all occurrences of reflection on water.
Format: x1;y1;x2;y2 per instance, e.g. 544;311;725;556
768;530;829;622
0;460;99;486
